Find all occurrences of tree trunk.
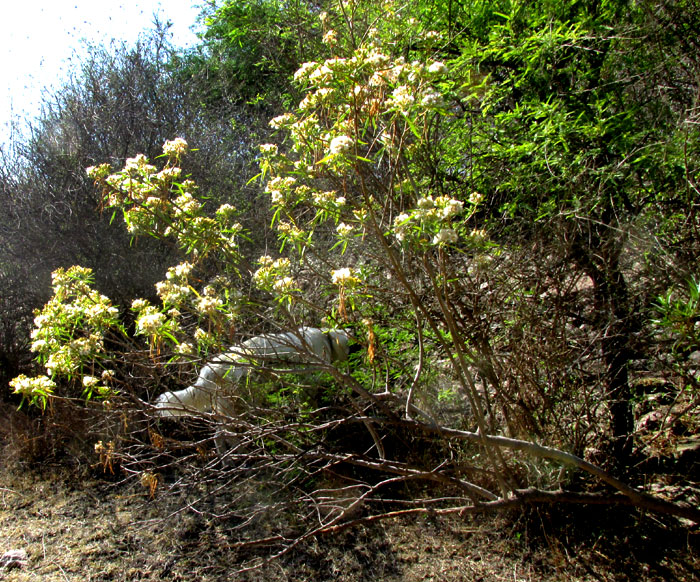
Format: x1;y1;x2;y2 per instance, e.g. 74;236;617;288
574;235;635;463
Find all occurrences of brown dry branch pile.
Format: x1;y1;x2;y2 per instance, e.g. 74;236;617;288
1;406;698;582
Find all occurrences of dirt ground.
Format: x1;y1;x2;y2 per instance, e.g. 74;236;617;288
0;399;699;582
0;458;697;582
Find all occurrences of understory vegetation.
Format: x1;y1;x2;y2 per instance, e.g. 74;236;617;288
1;0;699;576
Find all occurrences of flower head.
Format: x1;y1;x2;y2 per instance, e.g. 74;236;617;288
163;138;188;158
131;299;149;312
389;85;415;112
469;191;485;205
336;223;353;237
437;197;464;219
259;143;278;155
216;204;238;221
322;29;338;46
82;375;100;388
124;154;149;171
433;228;459;245
427;61;448;76
273;276;296;293
329;135;354;155
136;311;166;335
269;113;295;129
176;342;195;355
196;295;223;315
331;267;359;286
417;196;434;210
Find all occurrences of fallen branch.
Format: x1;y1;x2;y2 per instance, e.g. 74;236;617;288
394;418;700;523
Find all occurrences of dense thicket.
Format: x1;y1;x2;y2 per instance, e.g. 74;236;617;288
0;25;276;386
184;0;324;108
2;0;699;568
449;0;700;458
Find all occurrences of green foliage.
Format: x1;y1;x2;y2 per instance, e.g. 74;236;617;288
192;0;325;107
460;0;695;233
654;278;700;355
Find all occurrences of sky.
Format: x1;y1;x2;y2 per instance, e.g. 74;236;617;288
0;0;203;147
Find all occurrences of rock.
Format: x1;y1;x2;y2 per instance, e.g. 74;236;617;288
637;405;691;435
1;548;28;570
637;408;667;432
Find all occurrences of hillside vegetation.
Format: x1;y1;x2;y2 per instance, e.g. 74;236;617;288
1;0;699;577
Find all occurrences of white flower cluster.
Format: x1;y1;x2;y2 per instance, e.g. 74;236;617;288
389;85;415;113
82;375;100;389
270;113;295;129
433;228;459;245
427;61;448;76
266;176;298;206
176;342;195;355
336;222;353;237
331;267;359;286
131;299;181;344
9;375;56;406
259;143;278;156
194;327;216;347
135;309;166;336
416;195;464;220
329;135;354;155
393;212;411;242
216;203;238;221
470;228;488;241
322;29;338;45
437;196;464;219
154;167;182;183
273;276;296;293
313;190;344;208
195;295;224;315
277;220;306;241
253;256;295;295
420;92;444;108
169;262;194;281
173;192;202;216
392;195;465;246
469;191;485;205
124;154;155;174
163;137;188;158
26;267;120;379
156;280;191;307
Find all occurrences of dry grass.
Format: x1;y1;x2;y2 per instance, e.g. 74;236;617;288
1;405;698;581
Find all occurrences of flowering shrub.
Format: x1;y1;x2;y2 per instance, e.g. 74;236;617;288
9;1;696;552
11;140;254;408
88;139;244;264
253;16;489;326
88;139;248;353
10;266;120;408
12;10;487;413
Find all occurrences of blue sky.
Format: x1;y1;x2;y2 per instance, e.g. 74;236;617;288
1;0;203;146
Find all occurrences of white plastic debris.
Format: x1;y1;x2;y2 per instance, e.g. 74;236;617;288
1;548;28;570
